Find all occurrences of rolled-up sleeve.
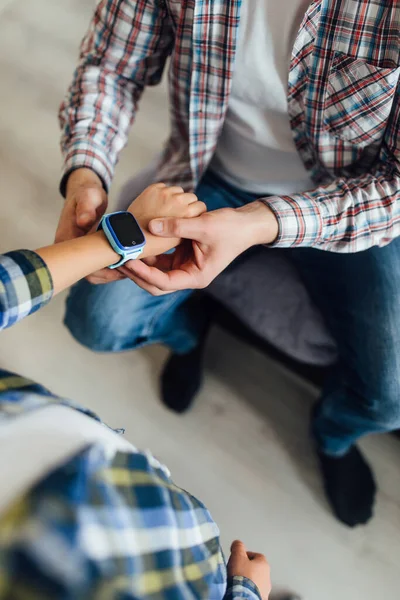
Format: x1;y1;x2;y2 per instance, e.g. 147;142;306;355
0;251;53;331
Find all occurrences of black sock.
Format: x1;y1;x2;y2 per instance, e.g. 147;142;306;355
317;445;377;527
160;343;204;413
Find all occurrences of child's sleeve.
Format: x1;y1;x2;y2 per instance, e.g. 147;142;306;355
224;576;262;599
0;250;53;331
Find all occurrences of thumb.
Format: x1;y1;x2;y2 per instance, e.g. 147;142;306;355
76;188;106;228
227;540;249;575
230;540;248;558
149;215;206;240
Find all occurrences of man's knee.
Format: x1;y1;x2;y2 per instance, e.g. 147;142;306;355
64;279;151;352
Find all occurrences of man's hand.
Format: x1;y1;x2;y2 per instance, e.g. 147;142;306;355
55;168;108;243
227;540;271;600
121;201;278;295
55;168;116;284
55;172;207;285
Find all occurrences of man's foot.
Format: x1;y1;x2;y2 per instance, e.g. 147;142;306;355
161;343;205;413
317;445;377;527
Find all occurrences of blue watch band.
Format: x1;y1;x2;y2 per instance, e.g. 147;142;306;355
98;212;146;269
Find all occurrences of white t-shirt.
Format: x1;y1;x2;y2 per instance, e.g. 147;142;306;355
211;0;313;195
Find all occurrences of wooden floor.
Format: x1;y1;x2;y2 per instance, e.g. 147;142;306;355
0;2;399;599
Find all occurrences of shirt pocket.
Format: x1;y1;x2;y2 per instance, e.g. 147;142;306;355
323;54;400;147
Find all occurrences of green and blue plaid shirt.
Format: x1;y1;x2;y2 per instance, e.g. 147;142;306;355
0;250;261;599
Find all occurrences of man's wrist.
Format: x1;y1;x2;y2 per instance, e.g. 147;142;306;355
65;168;104;197
236;200;279;247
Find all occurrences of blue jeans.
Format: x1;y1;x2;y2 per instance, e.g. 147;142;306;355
65;171;400;456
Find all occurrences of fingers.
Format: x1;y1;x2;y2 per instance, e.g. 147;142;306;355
230;541;267;563
56;169;107;244
76;187;107;229
55;199;83;243
163;188;199;208
196;200;207;214
119;265;170;295
227;540;247;576
123;259;197;293
247;551;268;562
141;256;159;267
123;260;178;291
140;254;175;271
149;214;208;240
154;183;199;205
86;268;126;285
230;540;248;557
121;272;169;296
185;200;207;217
165;185;185;195
176;192;198;204
151;183;185;196
228;540;271;600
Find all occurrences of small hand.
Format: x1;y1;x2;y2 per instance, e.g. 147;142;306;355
128;182;204;230
57;180;206;285
227;540;271;600
88;183;206;284
122;201;278;295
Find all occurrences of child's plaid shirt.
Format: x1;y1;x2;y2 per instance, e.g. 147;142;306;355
0;250;260;599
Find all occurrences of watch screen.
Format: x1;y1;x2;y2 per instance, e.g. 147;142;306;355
109;213;145;248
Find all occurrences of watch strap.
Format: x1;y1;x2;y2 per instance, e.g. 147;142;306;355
98;215;144;269
108;247;144;269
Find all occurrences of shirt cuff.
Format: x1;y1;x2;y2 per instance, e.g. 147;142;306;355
0;250;53;330
60;139;113;197
262;193;324;248
224;576;262;599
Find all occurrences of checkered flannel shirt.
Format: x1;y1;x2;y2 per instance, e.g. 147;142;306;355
60;0;400;253
0;250;261;599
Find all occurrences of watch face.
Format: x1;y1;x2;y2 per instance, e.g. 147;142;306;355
109;212;145;248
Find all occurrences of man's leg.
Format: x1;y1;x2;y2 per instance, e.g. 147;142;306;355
290;238;400;526
65;279;198;354
161;171;260;412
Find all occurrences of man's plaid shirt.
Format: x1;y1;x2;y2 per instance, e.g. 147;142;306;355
0;250;261;598
60;0;400;253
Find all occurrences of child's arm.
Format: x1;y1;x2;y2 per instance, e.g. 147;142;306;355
39;183;205;294
0;184;205;331
36;231;121;295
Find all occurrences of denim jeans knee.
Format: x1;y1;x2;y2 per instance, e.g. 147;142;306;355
64;278;198;354
64;279;151;352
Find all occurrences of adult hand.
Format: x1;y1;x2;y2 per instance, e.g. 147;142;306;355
227;540;271;600
55;168;108;243
121;201;278;295
55;168;120;284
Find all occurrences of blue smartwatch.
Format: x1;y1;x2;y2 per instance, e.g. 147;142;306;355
98;211;146;269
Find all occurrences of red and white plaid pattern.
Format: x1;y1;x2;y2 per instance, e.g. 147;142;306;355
60;0;400;252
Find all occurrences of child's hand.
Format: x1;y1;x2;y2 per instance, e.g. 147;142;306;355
123;183;206;262
128;183;206;231
227;540;271;600
86;184;206;285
